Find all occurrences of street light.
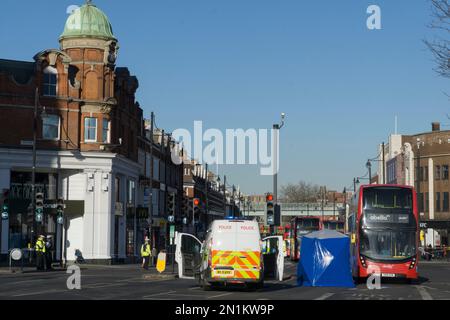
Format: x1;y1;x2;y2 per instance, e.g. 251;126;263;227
416;138;421;210
366;160;372;183
273;113;286;205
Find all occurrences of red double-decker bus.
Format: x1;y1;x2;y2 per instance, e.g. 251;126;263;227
322;219;345;233
348;185;419;281
290;216;322;261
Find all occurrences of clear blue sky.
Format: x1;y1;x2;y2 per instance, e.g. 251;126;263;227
1;0;448;194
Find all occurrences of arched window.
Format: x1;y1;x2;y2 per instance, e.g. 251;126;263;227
43;66;58;97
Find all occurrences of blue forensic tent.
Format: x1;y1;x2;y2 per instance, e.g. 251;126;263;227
297;230;355;288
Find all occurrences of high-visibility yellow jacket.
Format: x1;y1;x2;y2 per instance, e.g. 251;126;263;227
35;239;46;253
141;243;151;257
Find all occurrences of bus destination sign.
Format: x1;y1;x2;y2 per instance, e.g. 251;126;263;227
366;213;410;224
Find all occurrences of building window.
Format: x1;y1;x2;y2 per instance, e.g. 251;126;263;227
42;114;60;140
115;177;120;202
43;66;57;97
418;193;424;212
436;192;441;212
435;166;441;181
102;119;110;143
444;192;449;212
443;165;449;180
424;166;428;181
425;193;429;212
84;117;97;142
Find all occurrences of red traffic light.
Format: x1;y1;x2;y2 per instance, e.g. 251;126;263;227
266;194;274;202
193;198;200;206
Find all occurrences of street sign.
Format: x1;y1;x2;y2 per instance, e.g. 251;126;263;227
170;225;175;239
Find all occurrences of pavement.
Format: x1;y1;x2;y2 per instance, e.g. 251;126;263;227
0;260;449;300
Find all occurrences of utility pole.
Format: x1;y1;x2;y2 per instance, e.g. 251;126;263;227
382;142;386;184
149;112;154;243
205;163;209;230
343;187;348;232
223;175;227;216
416;139;421;212
232;185;235;217
32;88;38;239
366;160;372;184
272;113;286;206
333;192;336;219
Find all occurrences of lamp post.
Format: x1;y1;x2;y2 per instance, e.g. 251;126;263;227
343;187;348;232
366;160;372;183
416;138;421;212
272;113;286;205
205;163;209;229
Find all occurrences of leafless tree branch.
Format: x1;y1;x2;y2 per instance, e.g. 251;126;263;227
425;0;450;79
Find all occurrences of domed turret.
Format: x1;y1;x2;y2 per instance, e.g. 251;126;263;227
60;1;116;41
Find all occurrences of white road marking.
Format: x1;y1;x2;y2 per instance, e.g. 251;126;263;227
2;279;47;286
13;289;63;297
142;291;177;299
415;286;433;300
315;293;335;300
83;283;125;289
207;292;233;299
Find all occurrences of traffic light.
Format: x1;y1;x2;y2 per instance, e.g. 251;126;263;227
182;196;189;215
193;198;200;224
35;192;44;223
56;197;64;225
1;189;10;220
181;195;189;225
167;192;176;218
274;204;281;227
266;193;275;226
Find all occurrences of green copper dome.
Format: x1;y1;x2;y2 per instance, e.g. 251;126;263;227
60;1;116;41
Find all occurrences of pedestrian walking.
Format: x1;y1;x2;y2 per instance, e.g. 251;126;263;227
35;235;46;271
140;237;151;270
45;236;53;271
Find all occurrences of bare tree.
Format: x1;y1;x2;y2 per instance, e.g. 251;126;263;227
280;181;321;203
424;0;450;79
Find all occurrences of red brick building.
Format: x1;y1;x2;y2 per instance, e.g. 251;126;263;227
0;2;151;264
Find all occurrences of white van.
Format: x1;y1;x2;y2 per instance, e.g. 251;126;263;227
175;218;285;290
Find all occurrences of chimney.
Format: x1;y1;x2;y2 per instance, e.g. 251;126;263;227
432;122;441;132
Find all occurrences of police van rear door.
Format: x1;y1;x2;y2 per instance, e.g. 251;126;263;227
175;232;202;279
262;236;284;281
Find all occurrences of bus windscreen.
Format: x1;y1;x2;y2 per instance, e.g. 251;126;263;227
363;187;413;210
